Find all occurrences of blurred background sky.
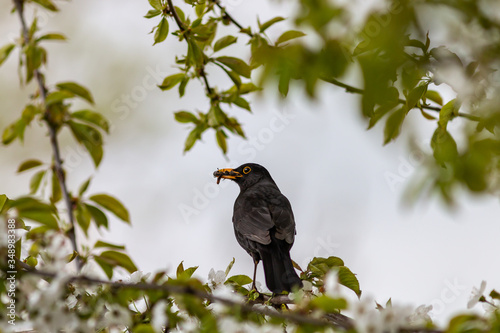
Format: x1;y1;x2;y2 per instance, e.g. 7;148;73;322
1;0;499;326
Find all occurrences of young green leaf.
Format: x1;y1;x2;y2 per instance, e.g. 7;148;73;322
158;73;185;90
174;111;198;124
94;256;114;279
259;16;285;32
67;121;103;166
0;194;8;213
45;90;74;106
233;97;251;111
431;127;458;164
85;203;109;229
338;266;362;297
148;0;162;10
75;203;92;235
310;295;348;312
213;35;237;53
154;17;169;45
276;30;306;46
94;240;126;250
216;56;251;78
89;194;130;223
71;110;109;133
98;250;138;273
32;0;58;11
56;82;95;104
144;9;161;19
17;159;43;173
225;257;235;277
225;274;252;286
51;170;62;203
36;33;67;42
0;44;15;66
425;90;443;106
438;99;458;129
383;107;407;145
216;129;227;154
29;170;46;194
406;84;427;110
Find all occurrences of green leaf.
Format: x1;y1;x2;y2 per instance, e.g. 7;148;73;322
2;122;18;145
84;203;108;229
383;107;407;145
425;90;443;106
0;44;15;66
174;111;198;124
438;99;459;129
158;73;185;91
216;129;227;154
259;16;285;32
225;257;235;277
0;194;8;213
89;194;130;223
32;0;58;11
184;125;204;152
490;289;500;300
176;261;199;280
56;82;94;105
431;127;458;164
216;56;251;78
75;203;91;235
368;103;397;129
17;159;43;173
72;110;109;133
134;324;156;333
213;35;237;52
406;84;427;110
78;178;91;196
195;3;206;17
233;97;251;111
94;240;126;250
29;170;46;194
154;17;169;45
95;256;114;279
67;121;103;166
276;30;306;46
98;250;137;273
310;295;347;312
338;266;361;297
307;256;345;277
45;90;74;106
148;0;162;10
226;274;252;286
36;33;67;42
144;9;161;19
20;210;58;229
51;170;62;203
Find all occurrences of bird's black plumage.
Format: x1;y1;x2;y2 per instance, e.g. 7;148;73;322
214;163;302;293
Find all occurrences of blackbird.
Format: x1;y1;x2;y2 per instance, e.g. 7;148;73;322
214;163;302;293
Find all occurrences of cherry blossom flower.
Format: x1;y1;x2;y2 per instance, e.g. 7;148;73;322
408;304;433;326
467;281;487;309
208;268;226;290
152;300;169;332
102;303;132;328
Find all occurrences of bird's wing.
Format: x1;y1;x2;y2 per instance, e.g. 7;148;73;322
233;188;296;245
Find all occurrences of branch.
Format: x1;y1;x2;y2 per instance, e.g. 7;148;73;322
13;0;82;271
213;0;254;37
15;262;350;329
319;76;480;121
166;0;214;96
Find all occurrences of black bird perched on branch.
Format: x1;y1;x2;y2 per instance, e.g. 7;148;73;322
214;163;303;294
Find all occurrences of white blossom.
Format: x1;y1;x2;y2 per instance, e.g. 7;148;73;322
208;268;226;290
324;270;341;297
467;280;487;309
127;270;152;283
102;303;132;329
408;304;433;326
152;300;169;332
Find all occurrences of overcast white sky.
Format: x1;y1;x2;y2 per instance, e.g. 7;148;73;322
1;0;499;326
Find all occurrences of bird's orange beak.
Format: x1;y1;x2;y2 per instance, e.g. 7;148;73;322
213;168;242;184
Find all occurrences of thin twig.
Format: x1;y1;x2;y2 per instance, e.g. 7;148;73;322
167;0;214;97
13;0;82;271
213;0;253;37
319;75;480;121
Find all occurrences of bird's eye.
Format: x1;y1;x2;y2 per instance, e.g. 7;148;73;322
243;166;251;174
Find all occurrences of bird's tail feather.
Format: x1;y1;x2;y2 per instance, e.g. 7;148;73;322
259;240;302;294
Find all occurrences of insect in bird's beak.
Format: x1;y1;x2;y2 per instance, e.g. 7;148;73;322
213;168;242;184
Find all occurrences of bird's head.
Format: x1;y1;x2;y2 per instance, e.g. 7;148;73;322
213;163;275;190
